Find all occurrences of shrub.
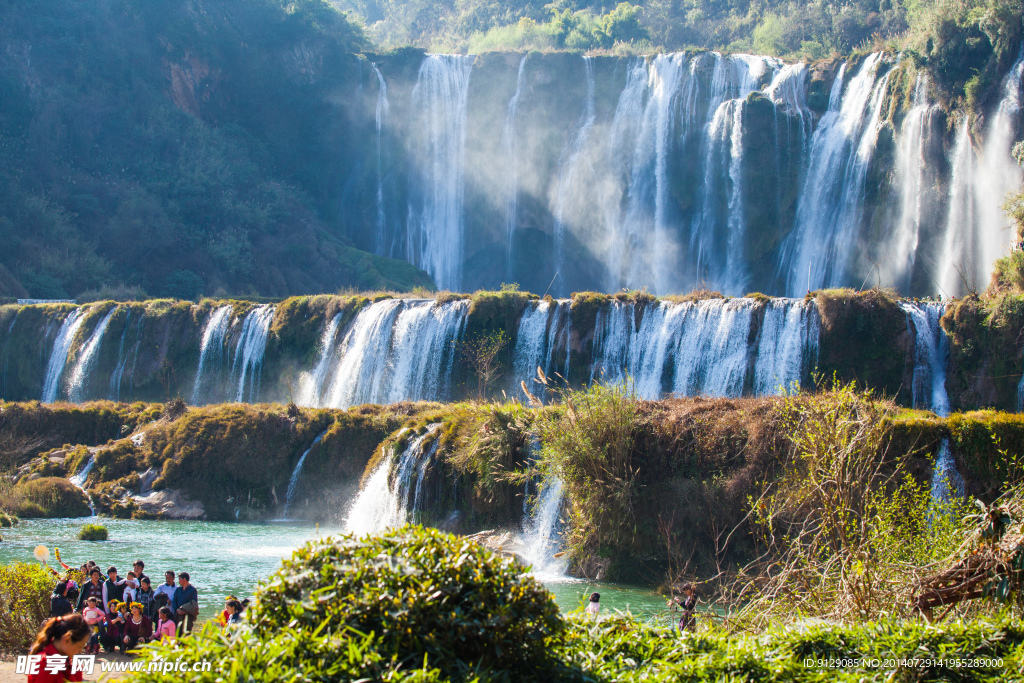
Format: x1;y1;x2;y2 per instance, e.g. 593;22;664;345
131;526;564;680
13;477;91;518
78;523;108;541
0;563;53;650
0;511;18;527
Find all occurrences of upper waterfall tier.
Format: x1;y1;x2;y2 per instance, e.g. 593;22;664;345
2;292;1005;412
349;50;1023;298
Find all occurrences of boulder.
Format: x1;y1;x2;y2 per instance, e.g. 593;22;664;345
132;488;205;519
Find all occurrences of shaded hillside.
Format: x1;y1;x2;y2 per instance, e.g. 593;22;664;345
0;0;434;299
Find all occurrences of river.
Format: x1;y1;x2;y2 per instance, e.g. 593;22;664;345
0;518;668;623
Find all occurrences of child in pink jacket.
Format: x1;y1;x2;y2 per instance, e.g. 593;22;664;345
154;606;176;642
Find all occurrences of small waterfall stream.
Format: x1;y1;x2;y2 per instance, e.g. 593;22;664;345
296;312;344;406
371;63;390;256
192;305;234;404
66;306;118;403
282;429;329;518
231;305;275;403
345;424;442;535
42;309;87;403
518;474;568;578
69;454;97;516
902;302;950;416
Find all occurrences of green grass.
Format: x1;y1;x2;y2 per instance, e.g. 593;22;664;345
78;523;108;541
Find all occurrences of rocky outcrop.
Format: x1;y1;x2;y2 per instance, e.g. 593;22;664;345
132;488;205;519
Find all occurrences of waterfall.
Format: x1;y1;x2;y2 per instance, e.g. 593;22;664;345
589;299;756;398
282;429;329;518
504;55;528;279
930;437;964;506
519;474;567;578
938;120;977;296
512;300;552;397
69;454;97;516
973;52;1024;288
296;312;343;406
108;309;131;401
231;305;275;403
753;299;820;395
901;303;950;416
889;75;937;291
66;306;118;403
345;424;441;535
192;305;233;405
371;63;390;256
723;99;747;293
321;299;468;408
783;53;892;295
42;309;87;403
407;54;474;291
552;56;596;293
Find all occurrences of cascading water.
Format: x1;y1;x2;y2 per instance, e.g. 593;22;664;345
901;302;950;416
519;474;568;578
783;53;892;295
938;119;978;296
552;56;596;293
282;429;329;518
231;305;275;403
192;305;234;405
930;438;964;507
371;63;390;256
407;54;474;291
972;52;1024;287
69;454;97;516
345;425;442;535
503;55;528;280
296;312;343;407
42;309;87;403
753;299;820;395
66;306;118;403
888;75;938;292
321;299;468;408
108;309;131;401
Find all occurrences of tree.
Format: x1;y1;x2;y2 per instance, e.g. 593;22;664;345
459;329;509;399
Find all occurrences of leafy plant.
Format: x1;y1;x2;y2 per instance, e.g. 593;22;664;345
0;563;53;650
78;523;108;541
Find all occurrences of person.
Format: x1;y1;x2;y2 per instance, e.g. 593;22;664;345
171;572;199;635
136;576;158;621
223;599;243;626
75;569;103;612
122;572;138;603
101;566;126;608
676;583;697;633
80;597;105;655
100;601;126;653
585;592;600;618
132;560;149;585
217;595;238;626
154;571;176;611
154;607;176;643
120;603;153;652
26;613;90;683
50;582;74;618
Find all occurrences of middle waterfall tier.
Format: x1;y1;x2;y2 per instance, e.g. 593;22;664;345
1;295;975;409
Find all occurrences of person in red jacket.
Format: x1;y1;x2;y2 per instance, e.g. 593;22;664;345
25;613;90;683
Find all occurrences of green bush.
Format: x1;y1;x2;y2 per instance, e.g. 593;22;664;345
131;526;563;680
13;477;91;518
0;511;18;527
78;523;108;541
0;563;53;650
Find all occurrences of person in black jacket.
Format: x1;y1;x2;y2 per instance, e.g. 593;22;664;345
76;568;104;611
49;581;74;618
